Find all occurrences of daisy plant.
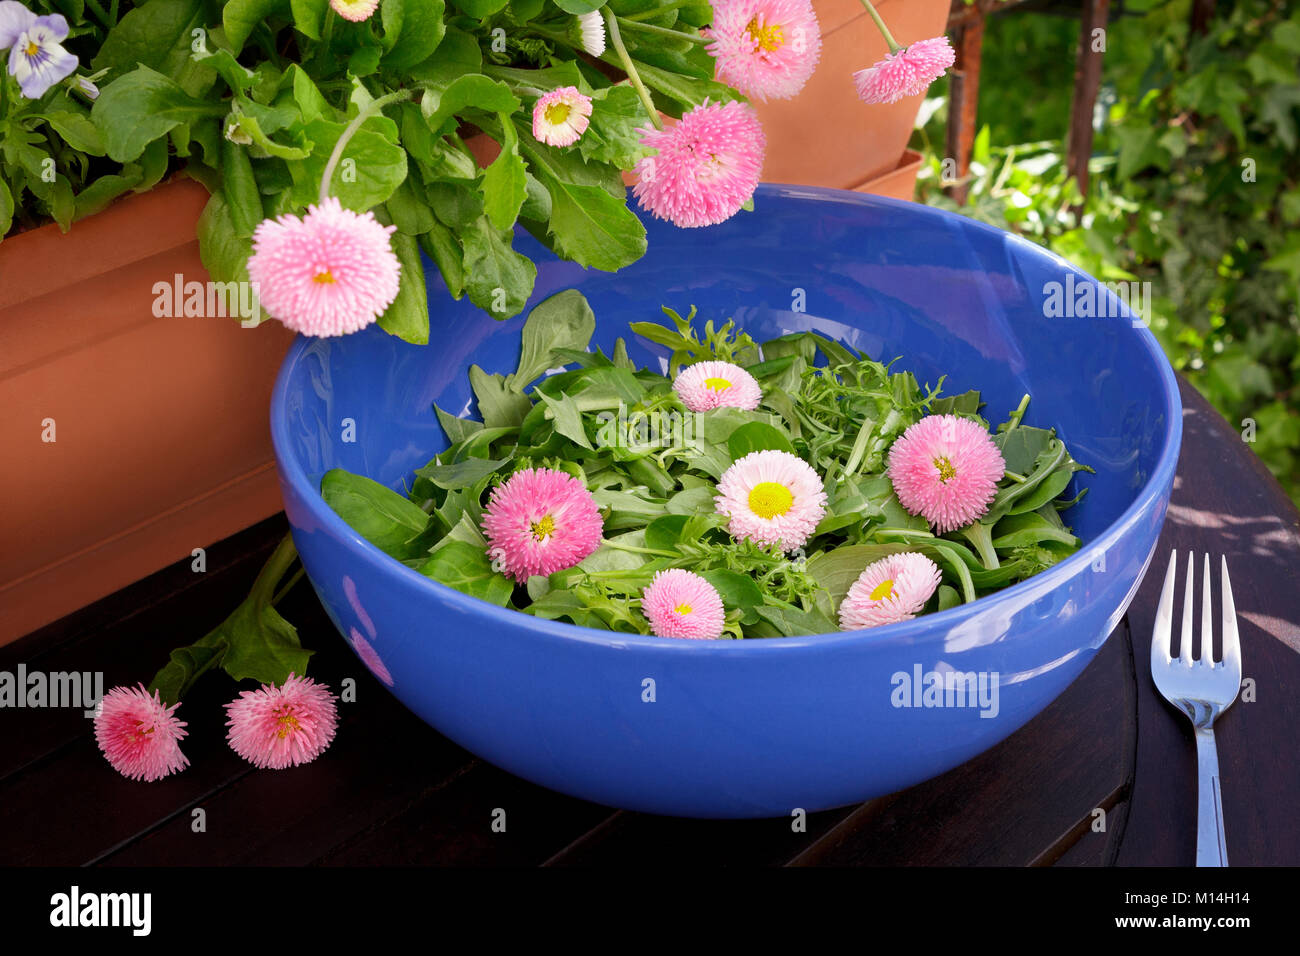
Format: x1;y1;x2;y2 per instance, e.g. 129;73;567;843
5;0;959;339
318;290;1094;641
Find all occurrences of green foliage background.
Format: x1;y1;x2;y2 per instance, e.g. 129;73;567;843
915;0;1300;502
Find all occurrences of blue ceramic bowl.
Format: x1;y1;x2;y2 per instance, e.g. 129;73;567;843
271;185;1181;818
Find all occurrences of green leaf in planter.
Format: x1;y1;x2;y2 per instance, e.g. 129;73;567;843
416;456;509;489
418;541;514;605
377;231;431;344
623;59;742;114
92;65;225;162
223;0;290;54
470;366;532;427
93;0;216;96
421;74;520;139
578;85;654;169
195;189;261;324
449;0;510;18
36;111;105;156
462;216;537;319
289;64;330;123
553;0;603;12
409;25;482;84
0;179;13;236
48;177;75;232
290;117;406;210
518;135;647;272
419;219;466;298
72;167;145;220
135;136;171;194
321;468;431;559
727;421;794;461
381;0;446;72
220;136;264;238
290;0;329;38
510;289;597;388
386;175;436;235
481;115;526;232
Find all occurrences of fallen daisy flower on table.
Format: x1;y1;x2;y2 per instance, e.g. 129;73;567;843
93;684;189;782
225;673;340;770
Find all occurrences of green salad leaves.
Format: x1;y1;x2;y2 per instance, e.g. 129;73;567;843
322;290;1093;637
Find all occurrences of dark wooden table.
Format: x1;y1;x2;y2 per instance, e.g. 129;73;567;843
2;378;1296;867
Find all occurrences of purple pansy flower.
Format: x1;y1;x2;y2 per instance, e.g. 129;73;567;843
0;2;78;99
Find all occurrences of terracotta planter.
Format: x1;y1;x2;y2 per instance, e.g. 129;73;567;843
756;0;951;190
0;178;294;645
853;147;924;200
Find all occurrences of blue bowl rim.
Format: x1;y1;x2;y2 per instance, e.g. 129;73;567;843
269;184;1183;656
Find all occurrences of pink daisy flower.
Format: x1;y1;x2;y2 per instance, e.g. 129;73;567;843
350;627;394;687
93;684;189;782
532;86;593;147
887;414;1006;533
715;449;827;551
838;552;942;630
633;99;765;229
246;196;401;338
673;360;762;412
225;673;339;770
853;36;956;105
329;0;379;22
482;468;604;582
703;0;822;101
641;569;726;639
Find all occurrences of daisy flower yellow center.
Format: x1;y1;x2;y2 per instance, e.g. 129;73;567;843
275;710;300;739
544;101;572;125
746;17;785;52
313;269;336;284
748;481;794;519
675;603;693;615
933;455;957;483
703;376;733;391
530;513;557;541
868;578;896;601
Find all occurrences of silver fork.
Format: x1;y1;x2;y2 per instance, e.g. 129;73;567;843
1151;550;1242;867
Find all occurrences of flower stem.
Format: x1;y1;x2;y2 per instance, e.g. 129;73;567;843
858;0;902;54
605;9;663;131
319;88;414;205
616;17;709;46
1005;393;1031;431
600;539;679;558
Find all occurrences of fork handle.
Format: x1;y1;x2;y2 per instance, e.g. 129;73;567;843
1195;727;1229;867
